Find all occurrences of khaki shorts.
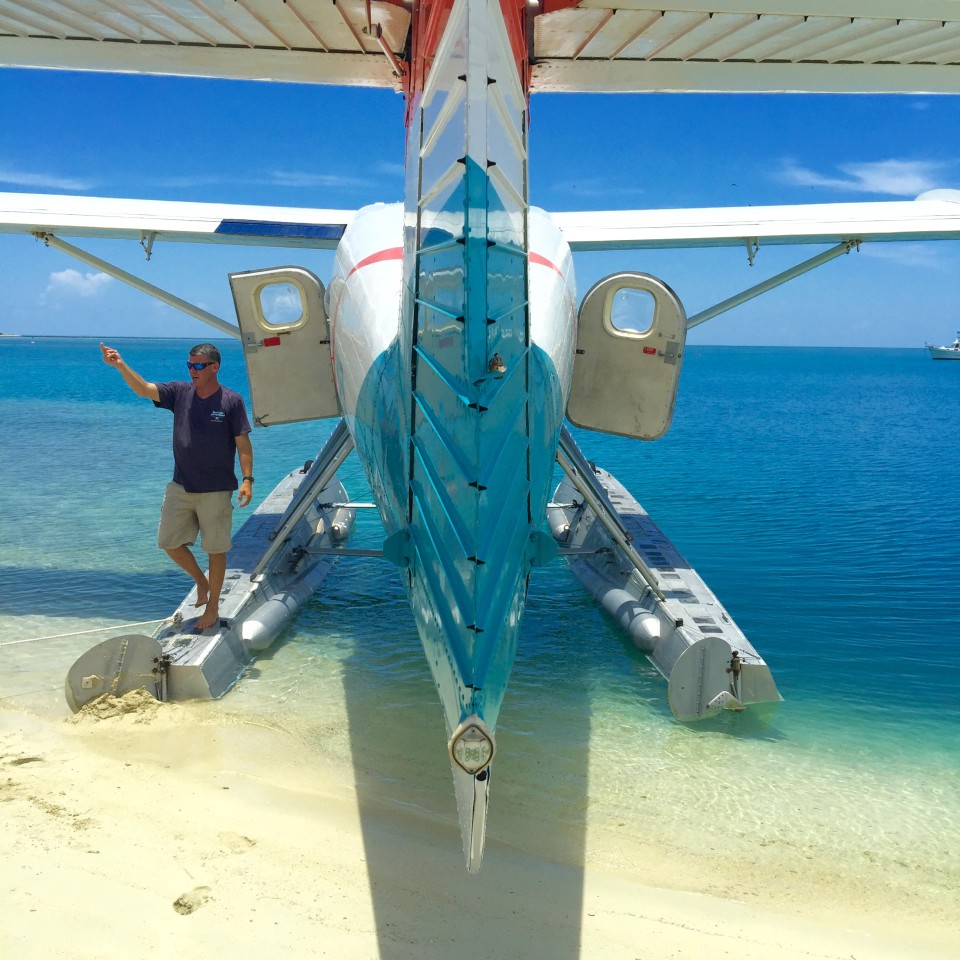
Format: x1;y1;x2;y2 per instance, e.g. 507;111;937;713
157;482;233;555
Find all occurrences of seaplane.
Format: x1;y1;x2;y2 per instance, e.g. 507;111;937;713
3;1;960;871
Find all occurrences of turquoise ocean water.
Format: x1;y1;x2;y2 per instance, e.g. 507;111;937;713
1;337;958;930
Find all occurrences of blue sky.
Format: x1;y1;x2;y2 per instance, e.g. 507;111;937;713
1;66;959;345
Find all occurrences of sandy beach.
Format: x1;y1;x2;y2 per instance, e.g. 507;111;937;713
1;691;956;960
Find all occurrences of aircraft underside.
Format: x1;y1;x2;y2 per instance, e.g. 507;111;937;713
329;180;576;868
15;0;960;877
314;0;560;869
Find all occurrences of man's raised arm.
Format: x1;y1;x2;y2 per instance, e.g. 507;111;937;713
100;342;160;402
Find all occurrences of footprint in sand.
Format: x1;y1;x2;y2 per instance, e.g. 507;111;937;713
218;831;256;853
173;885;213;915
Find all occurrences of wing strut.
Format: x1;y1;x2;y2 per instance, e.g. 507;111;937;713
556;426;665;602
33;231;239;337
687;239;860;329
251;419;355;579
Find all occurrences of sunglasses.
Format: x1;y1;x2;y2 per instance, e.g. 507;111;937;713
186;361;216;370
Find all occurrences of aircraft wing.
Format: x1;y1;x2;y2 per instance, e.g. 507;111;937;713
0;192;355;249
0;0;410;89
532;2;960;94
2;3;959;96
554;193;960;251
5;190;960;255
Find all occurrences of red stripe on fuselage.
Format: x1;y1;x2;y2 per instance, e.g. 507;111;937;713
346;246;404;280
331;245;404;324
530;251;564;277
330;246;403;402
530;250;577;315
344;247;560;286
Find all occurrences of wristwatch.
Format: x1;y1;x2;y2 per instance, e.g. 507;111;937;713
242;476;255;483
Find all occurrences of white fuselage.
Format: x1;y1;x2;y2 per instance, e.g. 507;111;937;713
326;201;577;533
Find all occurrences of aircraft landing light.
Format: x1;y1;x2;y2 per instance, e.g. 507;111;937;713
449;716;496;775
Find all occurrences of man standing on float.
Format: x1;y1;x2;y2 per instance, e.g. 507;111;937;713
100;341;254;630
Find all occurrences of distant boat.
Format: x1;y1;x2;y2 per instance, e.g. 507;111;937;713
927;332;960;359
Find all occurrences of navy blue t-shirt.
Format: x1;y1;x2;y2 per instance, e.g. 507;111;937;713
154;381;251;493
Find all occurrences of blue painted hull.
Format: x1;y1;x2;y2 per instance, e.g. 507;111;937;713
327;0;576;867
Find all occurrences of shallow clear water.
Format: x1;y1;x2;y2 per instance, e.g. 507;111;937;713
1;337;958;921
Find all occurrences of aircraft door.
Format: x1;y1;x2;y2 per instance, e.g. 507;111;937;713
229;266;341;426
567;272;686;440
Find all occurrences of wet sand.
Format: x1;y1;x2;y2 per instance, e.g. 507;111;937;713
1;692;956;960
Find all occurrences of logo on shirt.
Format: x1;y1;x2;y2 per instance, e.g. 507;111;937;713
210;410;227;423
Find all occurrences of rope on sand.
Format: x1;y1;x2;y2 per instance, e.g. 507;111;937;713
0;619;166;648
0;685;60;702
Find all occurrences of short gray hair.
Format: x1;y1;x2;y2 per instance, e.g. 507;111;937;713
189;343;221;363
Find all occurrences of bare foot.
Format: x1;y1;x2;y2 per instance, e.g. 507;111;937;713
195;603;220;631
193;580;210;608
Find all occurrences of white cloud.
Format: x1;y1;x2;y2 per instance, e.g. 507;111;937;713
859;242;947;269
375;160;405;177
153;169;379;192
267;169;373;189
154;174;234;189
0;167;94;191
776;158;949;197
42;268;112;303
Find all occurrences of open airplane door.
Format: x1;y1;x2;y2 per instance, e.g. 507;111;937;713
229;266;341;426
567;272;686;440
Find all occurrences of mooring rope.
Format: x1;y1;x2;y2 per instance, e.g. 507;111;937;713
0;685;60;702
0;618;166;648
